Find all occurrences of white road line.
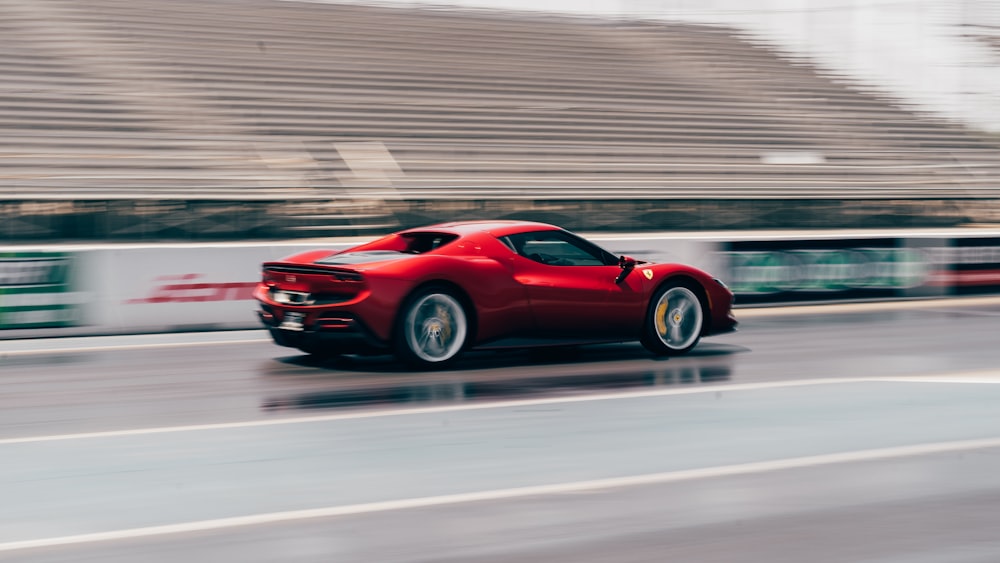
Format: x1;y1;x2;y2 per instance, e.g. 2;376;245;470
880;375;1000;384
0;336;269;356
3;372;999;446
4;435;1000;553
737;295;1000;318
0;378;866;445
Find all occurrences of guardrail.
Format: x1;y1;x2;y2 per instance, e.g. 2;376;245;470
2;229;999;339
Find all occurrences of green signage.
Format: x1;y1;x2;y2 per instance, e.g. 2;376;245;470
725;248;929;295
0;252;82;329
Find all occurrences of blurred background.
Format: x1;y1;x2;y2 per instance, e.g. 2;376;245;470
3;0;1000;241
8;4;1000;561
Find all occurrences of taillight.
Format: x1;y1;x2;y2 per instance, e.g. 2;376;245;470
260;266;365;305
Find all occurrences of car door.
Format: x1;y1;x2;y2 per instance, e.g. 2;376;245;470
503;230;645;338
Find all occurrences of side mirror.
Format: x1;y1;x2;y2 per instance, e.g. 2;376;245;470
616;256;636;284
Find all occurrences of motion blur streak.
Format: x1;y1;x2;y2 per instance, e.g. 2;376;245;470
735;295;1000;318
0;331;269;356
6;433;1000;554
4;372;1000;446
4;299;1000;561
0;377;889;445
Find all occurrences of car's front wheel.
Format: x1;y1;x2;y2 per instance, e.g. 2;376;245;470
641;282;705;356
394;286;469;369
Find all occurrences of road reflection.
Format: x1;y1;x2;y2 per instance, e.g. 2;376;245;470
273;342;745;373
262;363;732;411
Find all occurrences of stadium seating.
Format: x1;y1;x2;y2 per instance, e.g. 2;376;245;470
2;0;999;237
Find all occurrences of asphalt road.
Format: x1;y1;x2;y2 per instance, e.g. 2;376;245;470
3;298;1000;562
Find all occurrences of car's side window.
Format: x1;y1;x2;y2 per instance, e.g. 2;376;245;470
498;236;518;253
506;231;613;266
401;232;459;254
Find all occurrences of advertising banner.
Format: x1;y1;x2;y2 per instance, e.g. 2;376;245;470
926;237;1000;295
94;244;347;333
719;238;945;304
0;252;88;329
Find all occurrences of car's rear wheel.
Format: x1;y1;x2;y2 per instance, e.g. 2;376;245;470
394;286;469;369
641;282;704;356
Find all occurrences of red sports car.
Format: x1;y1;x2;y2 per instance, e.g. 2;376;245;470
254;221;736;368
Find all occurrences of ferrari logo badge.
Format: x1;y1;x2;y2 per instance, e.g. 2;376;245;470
642;269;654;280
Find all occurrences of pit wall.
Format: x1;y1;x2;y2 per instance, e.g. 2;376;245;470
3;230;1000;339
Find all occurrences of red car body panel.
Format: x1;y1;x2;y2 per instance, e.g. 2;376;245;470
254;221;736;357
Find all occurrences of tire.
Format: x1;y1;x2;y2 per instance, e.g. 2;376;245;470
641;282;705;356
394;286;469;369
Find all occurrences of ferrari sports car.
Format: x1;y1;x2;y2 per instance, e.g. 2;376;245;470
254;221;736;368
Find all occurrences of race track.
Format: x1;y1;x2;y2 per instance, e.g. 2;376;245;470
4;298;1000;562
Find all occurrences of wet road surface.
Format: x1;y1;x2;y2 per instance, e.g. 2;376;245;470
3;298;1000;561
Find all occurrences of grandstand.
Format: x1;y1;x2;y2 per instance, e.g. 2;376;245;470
2;0;1000;239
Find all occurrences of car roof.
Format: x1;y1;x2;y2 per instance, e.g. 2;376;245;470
400;220;561;238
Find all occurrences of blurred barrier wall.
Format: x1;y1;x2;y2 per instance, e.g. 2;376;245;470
2;231;1000;339
721;236;1000;304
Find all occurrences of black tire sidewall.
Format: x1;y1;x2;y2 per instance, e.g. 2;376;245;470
393;286;468;369
641;281;704;356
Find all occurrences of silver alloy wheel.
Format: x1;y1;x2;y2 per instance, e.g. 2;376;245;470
404;292;468;363
653;286;703;351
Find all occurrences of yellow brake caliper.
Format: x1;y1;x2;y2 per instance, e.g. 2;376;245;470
436;304;452;341
655;300;669;336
